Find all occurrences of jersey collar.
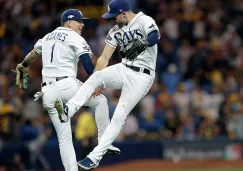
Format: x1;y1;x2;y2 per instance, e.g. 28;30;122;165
126;12;144;27
56;27;72;31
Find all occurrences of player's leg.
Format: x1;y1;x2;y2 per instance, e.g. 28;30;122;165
84;95;109;141
42;84;78;171
64;64;124;118
80;69;155;167
48;109;77;171
61;77;120;154
85;94;120;155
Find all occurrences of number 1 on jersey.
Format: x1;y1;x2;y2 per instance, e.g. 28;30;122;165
51;44;56;63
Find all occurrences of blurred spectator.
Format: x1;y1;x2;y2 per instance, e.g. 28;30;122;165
119;113;139;141
75;107;96;159
177;116;196;140
198;112;217;140
161;64;181;94
138;95;162;140
162;110;180;139
22;92;41;120
223;93;243;139
5;153;25;171
19;120;39;142
173;83;190;115
75;108;96;141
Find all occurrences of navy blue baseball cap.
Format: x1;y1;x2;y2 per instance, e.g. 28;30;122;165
102;0;131;19
61;9;89;24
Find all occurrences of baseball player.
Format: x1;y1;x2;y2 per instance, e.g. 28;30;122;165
15;9;120;171
55;0;160;169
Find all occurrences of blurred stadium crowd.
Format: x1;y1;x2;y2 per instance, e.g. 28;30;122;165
1;0;243;158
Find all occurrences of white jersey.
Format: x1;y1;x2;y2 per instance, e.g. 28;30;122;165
34;27;93;78
105;12;160;71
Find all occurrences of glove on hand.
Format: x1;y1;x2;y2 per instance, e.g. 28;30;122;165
120;39;148;60
14;64;30;91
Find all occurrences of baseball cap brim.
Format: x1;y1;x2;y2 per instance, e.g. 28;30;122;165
73;17;90;21
77;17;90;20
81;17;90;19
64;17;90;23
102;12;118;19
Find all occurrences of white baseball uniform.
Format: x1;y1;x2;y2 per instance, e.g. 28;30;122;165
34;27;110;171
65;12;160;164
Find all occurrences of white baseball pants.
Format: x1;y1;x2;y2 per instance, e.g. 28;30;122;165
67;63;155;164
41;77;110;171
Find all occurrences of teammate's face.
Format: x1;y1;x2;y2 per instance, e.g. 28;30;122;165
111;12;127;27
68;20;84;35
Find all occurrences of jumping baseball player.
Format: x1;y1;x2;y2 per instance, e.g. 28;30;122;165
15;9;120;171
55;1;160;169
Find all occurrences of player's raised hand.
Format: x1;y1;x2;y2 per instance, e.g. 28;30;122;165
92;88;104;97
16;63;24;71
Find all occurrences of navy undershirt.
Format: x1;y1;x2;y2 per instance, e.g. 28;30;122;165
78;53;94;75
147;30;159;47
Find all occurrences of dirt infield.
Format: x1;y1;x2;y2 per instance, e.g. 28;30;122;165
95;159;243;171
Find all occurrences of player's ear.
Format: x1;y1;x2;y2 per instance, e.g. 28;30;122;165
122;12;127;19
67;20;72;27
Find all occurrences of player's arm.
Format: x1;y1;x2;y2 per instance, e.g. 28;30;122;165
92;44;115;97
94;44;116;72
17;49;41;69
146;30;159;47
14;49;40;91
79;53;94;75
142;16;160;47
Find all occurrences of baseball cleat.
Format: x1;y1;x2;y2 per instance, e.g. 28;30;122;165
107;145;121;155
55;98;69;123
77;157;98;170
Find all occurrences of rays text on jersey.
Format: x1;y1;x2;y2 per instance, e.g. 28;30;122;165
114;29;143;45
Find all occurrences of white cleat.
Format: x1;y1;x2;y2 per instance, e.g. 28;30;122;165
55;98;69;123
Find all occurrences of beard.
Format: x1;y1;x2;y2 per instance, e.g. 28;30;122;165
117;22;125;28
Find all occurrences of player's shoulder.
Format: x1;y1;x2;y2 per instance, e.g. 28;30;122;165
41;29;58;40
108;25;120;34
53;27;75;35
60;28;85;42
136;12;155;22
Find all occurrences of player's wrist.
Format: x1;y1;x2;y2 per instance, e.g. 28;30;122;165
21;61;29;67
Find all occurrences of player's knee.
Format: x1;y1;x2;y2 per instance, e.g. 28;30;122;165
43;102;53;111
97;94;108;104
89;94;108;108
42;93;55;110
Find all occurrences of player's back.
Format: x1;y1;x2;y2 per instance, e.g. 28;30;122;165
35;27;82;78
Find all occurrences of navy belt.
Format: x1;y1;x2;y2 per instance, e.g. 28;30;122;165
41;76;68;87
124;64;150;75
